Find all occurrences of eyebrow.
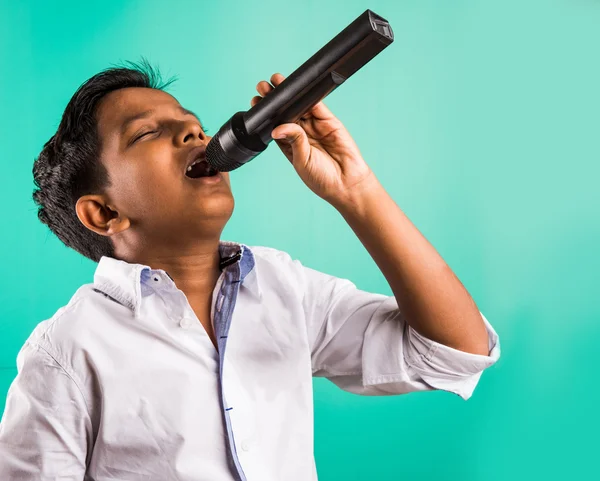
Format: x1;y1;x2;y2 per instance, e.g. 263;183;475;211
120;106;205;135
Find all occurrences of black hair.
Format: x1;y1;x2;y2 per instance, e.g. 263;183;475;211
32;57;177;262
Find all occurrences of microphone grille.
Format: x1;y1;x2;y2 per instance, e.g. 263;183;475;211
206;131;246;172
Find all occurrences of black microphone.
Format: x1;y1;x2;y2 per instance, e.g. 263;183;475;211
205;9;394;172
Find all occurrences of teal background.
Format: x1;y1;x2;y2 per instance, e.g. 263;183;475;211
1;0;598;479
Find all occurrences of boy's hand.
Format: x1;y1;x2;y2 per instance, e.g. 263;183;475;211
251;73;376;208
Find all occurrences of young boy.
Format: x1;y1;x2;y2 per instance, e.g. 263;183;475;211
0;61;500;480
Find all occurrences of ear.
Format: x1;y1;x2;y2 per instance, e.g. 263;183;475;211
75;195;131;237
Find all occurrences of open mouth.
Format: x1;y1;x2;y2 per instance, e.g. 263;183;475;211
185;158;219;179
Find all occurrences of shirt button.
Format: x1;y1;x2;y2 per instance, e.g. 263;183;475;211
180;317;195;329
241;440;251;452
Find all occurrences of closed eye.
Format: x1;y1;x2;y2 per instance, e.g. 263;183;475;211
130;122;210;145
132;130;157;143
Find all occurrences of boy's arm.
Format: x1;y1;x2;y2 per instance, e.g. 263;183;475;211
265;72;490;357
334;173;491;356
0;341;90;479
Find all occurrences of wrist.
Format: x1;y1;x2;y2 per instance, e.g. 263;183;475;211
331;170;383;217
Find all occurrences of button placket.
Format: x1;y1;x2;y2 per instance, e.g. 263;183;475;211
222;359;258;457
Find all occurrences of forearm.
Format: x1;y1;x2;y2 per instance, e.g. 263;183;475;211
333;173;490;356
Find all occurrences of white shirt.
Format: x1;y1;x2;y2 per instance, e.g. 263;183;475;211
0;241;500;480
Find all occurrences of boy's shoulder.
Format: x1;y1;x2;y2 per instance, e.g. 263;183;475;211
24;283;127;357
248;245;293;262
248;245;305;272
246;245;305;283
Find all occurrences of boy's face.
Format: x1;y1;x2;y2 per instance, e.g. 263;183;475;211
92;87;234;249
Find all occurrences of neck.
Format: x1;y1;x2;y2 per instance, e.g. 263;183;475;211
118;238;223;303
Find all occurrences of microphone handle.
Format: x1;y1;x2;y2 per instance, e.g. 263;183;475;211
244;8;394;145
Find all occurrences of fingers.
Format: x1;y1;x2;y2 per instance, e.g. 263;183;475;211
270;73;285;86
256;73;285;96
251;73;284;107
271;122;311;167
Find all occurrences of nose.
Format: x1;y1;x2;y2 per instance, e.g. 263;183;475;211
177;118;208;145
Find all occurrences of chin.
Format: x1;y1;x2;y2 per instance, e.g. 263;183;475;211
196;194;235;219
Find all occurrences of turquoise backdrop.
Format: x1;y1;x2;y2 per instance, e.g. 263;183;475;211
1;0;598;479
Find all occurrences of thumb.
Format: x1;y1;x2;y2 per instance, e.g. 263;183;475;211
271;123;311;167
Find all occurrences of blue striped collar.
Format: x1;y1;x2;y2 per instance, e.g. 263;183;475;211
93;240;261;318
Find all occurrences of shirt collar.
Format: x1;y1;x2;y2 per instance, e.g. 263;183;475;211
93;240;261;319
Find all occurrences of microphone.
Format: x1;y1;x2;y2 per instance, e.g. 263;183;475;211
205;9;394;172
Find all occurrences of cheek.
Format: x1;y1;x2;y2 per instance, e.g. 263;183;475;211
140;166;177;191
113;162;182;213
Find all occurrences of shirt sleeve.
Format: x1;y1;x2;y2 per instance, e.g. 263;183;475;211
0;340;91;479
296;261;501;400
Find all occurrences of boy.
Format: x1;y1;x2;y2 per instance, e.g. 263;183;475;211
0;60;500;480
